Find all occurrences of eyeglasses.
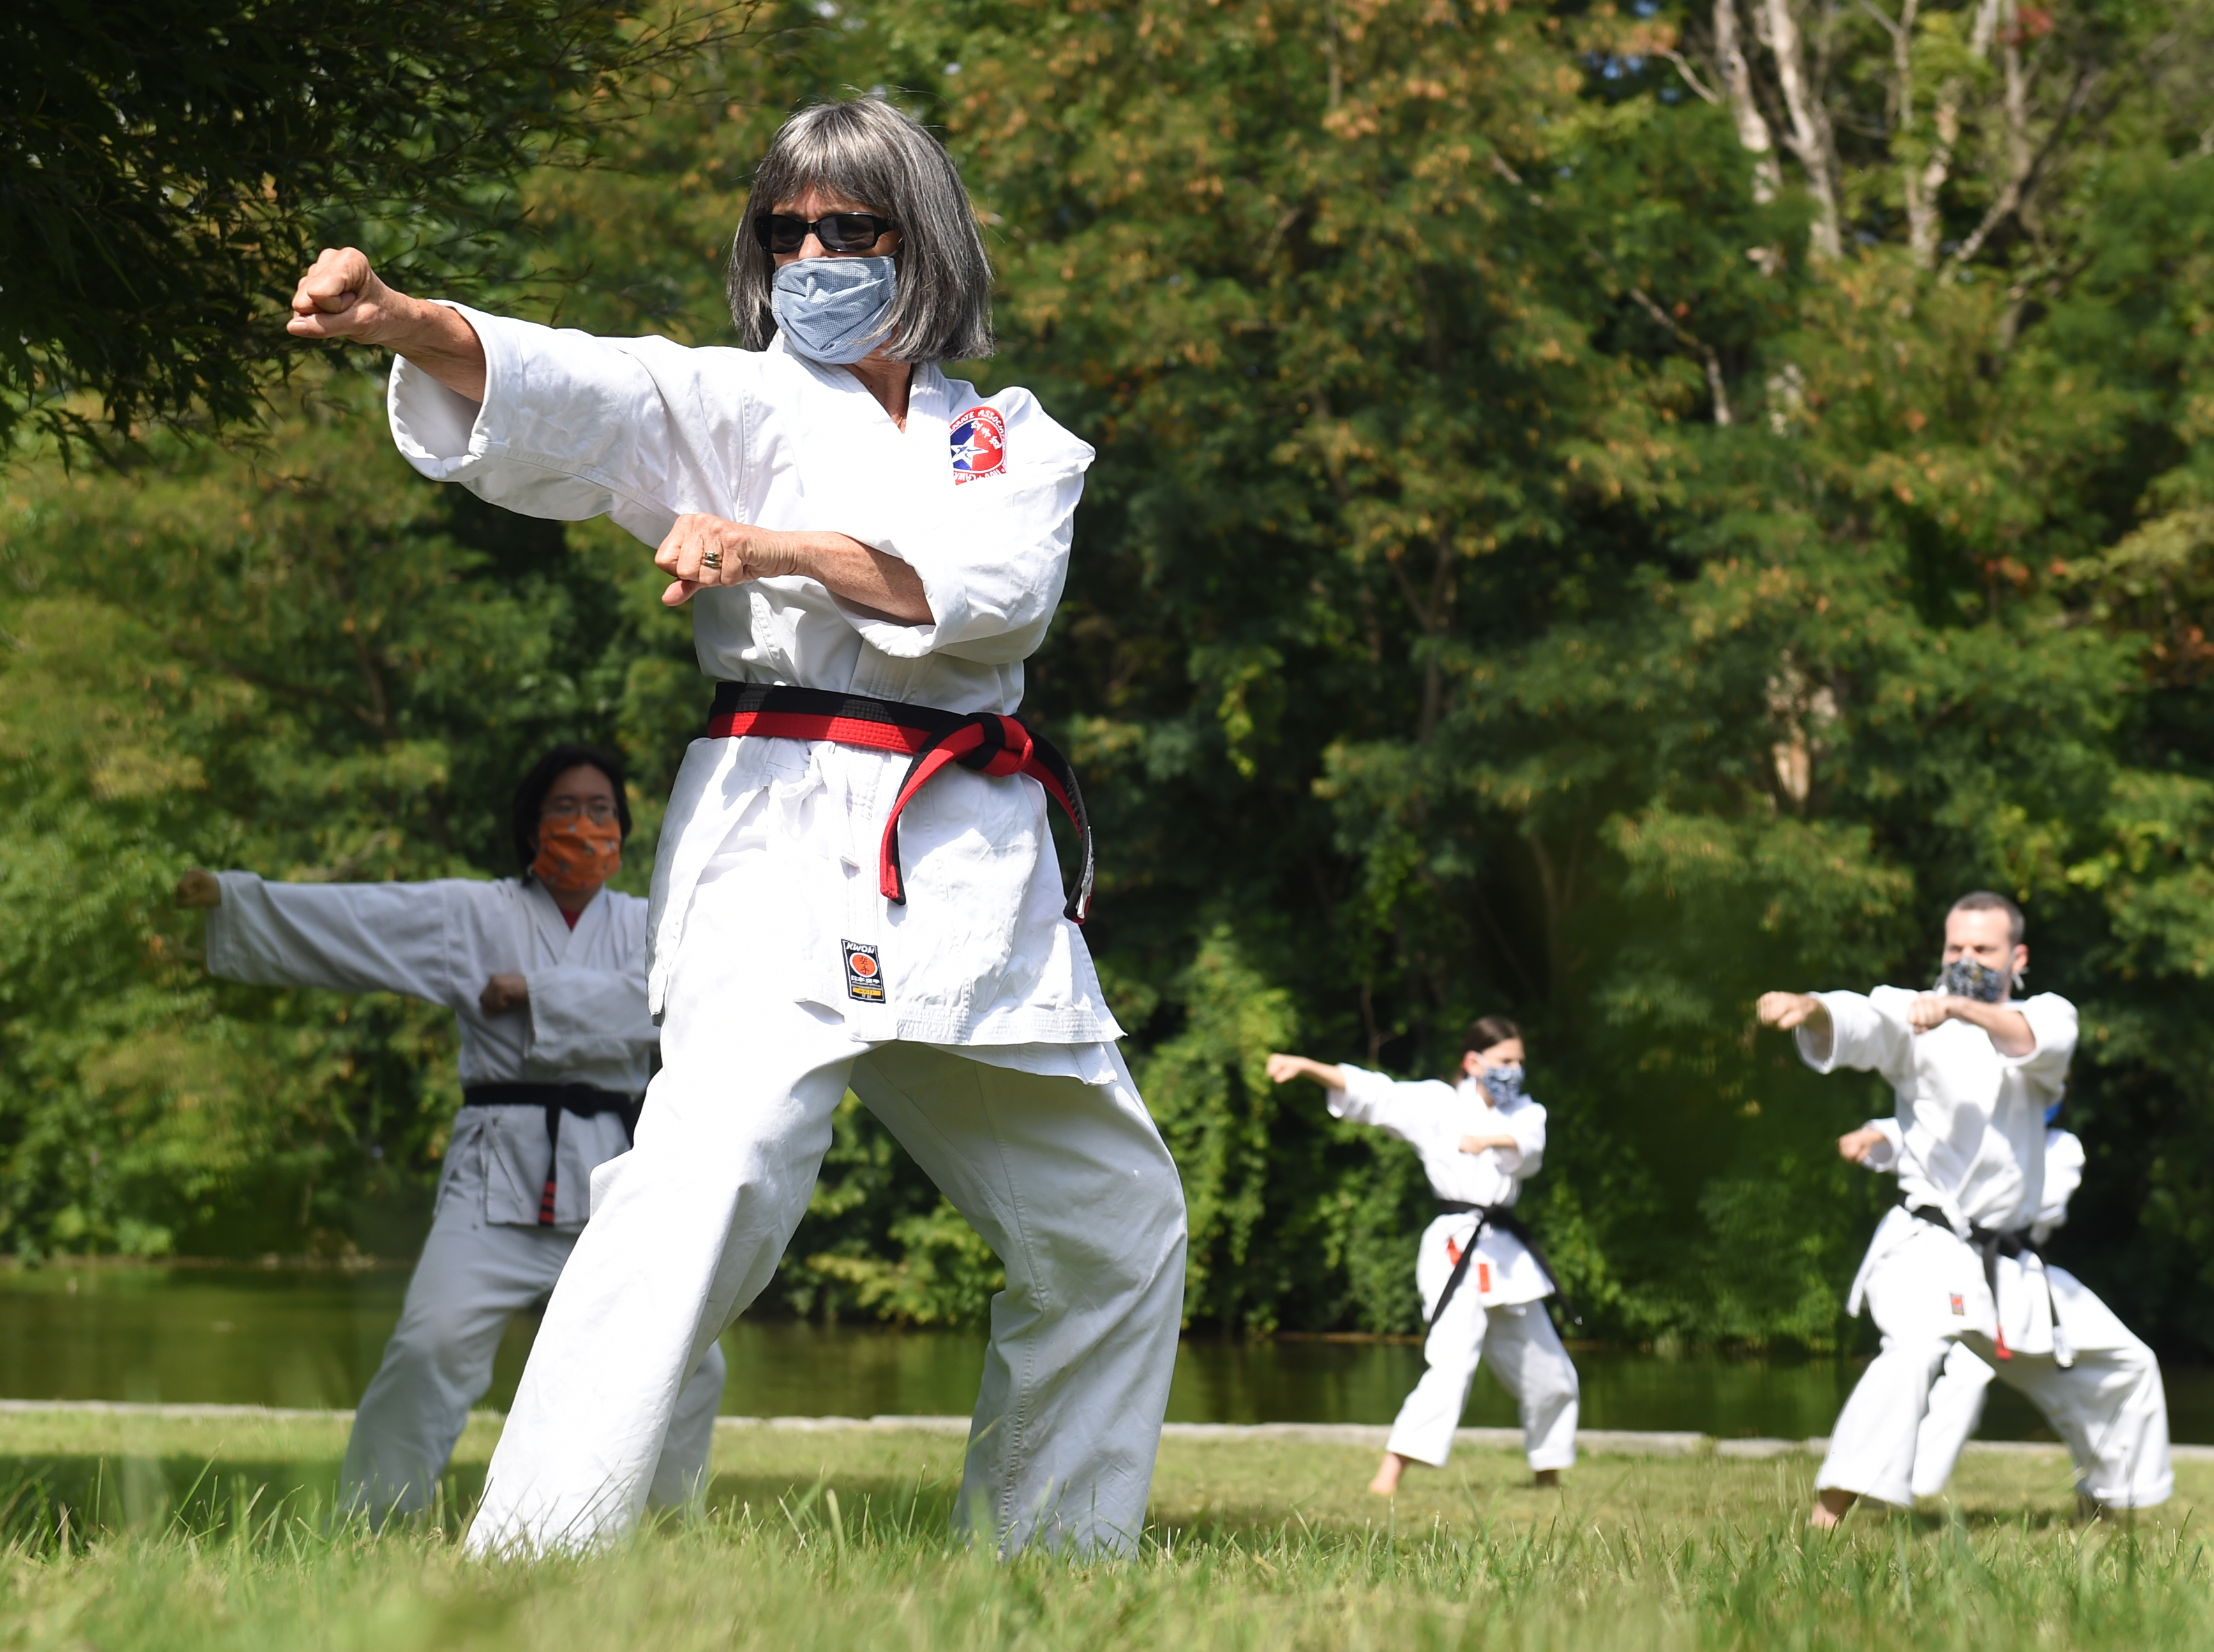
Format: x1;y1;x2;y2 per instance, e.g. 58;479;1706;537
752;212;898;255
542;798;618;825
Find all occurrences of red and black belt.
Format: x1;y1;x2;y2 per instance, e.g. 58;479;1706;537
706;681;1095;923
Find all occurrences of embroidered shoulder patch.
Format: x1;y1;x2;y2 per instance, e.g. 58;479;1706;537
1949;1292;1966;1317
951;405;1006;483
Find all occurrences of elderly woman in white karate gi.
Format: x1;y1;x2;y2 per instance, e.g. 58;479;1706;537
176;745;727;1522
1267;1016;1580;1496
1759;891;2170;1526
283;97;1187;1558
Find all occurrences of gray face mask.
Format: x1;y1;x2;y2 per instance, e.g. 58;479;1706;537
770;255;897;366
1479;1062;1525;1106
1936;956;2012;1003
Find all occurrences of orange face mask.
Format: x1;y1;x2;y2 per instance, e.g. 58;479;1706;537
532;817;622;891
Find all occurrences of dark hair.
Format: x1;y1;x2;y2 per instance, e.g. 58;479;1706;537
511;744;631;875
727;98;995;364
1462;1015;1522;1055
1949;889;2025;947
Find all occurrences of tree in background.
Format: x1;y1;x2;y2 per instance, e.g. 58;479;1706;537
6;0;2214;1357
0;0;747;453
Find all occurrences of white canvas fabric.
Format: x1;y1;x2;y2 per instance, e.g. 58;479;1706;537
383;311;1188;1558
202;872;726;1518
1329;1064;1553;1305
463;853;1186;1556
1804;988;2169;1509
388;313;1121;1045
343;1141;727;1521
1328;1065;1574;1470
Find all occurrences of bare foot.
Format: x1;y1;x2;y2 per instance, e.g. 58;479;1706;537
2075;1492;2113;1526
1533;1468;1561;1488
1368;1452;1410;1496
1808;1487;1855;1529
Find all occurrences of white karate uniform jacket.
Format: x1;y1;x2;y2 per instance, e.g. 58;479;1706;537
1330;1064;1552;1309
206;872;654;1227
387;318;1121;1064
1802;988;2076;1347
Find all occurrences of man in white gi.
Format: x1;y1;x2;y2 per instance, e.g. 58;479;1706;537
176;745;727;1523
1267;1016;1578;1495
1842;1107;2098;1497
281;97;1188;1557
1758;891;2171;1527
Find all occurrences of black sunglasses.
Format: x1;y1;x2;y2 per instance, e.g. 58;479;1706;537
752;212;898;255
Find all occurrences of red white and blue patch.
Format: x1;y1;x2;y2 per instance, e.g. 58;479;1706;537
951;405;1006;484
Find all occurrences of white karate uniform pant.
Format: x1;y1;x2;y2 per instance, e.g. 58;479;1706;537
1387;1260;1579;1472
1818;1226;2171;1509
340;1145;727;1524
1911;1342;1994;1499
463;878;1188;1558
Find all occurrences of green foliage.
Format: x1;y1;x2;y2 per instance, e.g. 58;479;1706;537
0;0;749;452
8;0;2214;1358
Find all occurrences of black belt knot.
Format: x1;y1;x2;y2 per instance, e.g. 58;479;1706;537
1430;1201;1581;1330
1903;1196;2038;1360
463;1083;640;1227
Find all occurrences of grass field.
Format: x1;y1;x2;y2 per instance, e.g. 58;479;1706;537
0;1413;2207;1651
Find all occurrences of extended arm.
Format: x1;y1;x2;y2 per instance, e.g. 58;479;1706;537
1757;990;1834;1063
1906;993;2036;1057
291;249;931;623
184;870;458;1006
1266;1052;1348;1092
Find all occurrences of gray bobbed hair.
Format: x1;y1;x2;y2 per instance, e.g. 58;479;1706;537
728;100;995;364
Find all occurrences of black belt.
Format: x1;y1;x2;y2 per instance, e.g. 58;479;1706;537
705;682;1095;923
1904;1198;2039;1360
463;1083;640;1226
1431;1202;1581;1330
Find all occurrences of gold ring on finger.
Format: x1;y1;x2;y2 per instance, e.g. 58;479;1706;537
701;551;723;571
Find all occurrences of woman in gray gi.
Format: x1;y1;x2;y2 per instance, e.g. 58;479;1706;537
176;745;727;1522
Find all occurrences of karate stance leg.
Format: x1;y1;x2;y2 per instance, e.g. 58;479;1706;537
1815;1334;1952;1510
1384;1270;1490;1471
852;1043;1186;1556
1480;1302;1580;1473
1990;1271;2171;1510
650;1334;729;1514
465;935;861;1555
341;1177;569;1524
1910;1341;1994;1500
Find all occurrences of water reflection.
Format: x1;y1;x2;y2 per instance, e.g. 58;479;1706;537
0;1265;2203;1443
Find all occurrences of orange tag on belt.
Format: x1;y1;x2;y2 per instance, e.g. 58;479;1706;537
1446;1237;1463;1267
1478;1261;1493;1295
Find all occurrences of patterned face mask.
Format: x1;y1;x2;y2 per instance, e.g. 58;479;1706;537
1936;955;2011;1003
1479;1062;1526;1106
532;817;621;892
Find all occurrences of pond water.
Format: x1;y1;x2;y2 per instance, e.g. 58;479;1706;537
1;1263;2207;1443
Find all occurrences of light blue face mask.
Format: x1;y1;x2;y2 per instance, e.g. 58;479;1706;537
770;255;897;366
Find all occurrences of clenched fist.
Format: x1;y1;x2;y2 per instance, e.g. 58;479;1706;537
284;248;488;401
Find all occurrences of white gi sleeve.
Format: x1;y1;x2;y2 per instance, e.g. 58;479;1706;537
831;387;1094;666
2005;992;2079;1083
1854;1115;1904;1172
1493;1098;1547;1179
1324;1062;1437;1144
2032;1127;2085;1242
386;306;751;549
1800;989;1913;1082
204;873;460;1008
523;964;655;1073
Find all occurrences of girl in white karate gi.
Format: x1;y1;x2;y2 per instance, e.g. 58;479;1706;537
1268;1016;1579;1494
1759;891;2170;1526
283;98;1187;1558
176;746;728;1522
1841;1108;2086;1499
